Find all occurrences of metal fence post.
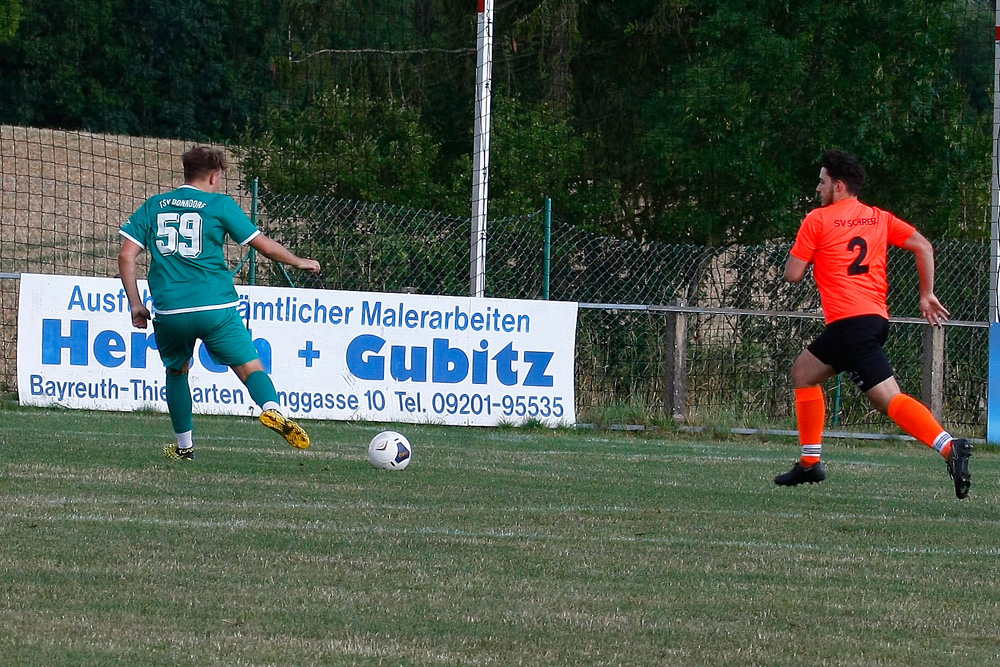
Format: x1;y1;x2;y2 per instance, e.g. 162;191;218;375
543;197;552;300
832;374;842;426
249;177;259;286
663;302;688;422
922;325;946;420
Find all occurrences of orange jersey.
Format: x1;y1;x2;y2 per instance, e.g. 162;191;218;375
790;198;915;324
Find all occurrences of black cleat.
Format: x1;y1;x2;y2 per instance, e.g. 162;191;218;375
946;438;972;500
774;461;826;486
164;443;195;461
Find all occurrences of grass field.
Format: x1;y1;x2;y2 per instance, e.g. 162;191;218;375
1;398;999;666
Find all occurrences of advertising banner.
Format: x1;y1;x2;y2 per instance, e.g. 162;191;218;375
17;274;578;426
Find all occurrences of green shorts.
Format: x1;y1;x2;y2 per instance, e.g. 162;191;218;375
152;307;258;372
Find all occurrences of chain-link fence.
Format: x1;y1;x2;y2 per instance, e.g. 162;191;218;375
1;127;990;435
258;190;989;319
253;190;989;433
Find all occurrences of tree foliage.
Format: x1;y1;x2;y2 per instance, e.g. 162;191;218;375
573;0;992;243
0;0;992;242
238;89;445;209
0;0;283;139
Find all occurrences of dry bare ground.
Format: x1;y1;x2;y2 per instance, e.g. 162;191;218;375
0;125;251;390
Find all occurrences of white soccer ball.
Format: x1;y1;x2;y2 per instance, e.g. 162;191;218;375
368;430;412;470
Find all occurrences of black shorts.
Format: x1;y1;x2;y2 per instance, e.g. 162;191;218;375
807;314;894;391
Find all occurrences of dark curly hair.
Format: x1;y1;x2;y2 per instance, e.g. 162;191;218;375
820;149;866;196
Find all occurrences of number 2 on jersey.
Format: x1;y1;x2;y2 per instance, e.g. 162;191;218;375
156;212;203;258
847;236;869;275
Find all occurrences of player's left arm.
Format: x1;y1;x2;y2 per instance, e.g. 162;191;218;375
118;238;152;329
900;230;950;327
784;255;810;283
785;213;818;283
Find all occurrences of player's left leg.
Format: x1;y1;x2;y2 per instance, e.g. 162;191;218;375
152;315;197;461
163;366;195;459
775;349;836;487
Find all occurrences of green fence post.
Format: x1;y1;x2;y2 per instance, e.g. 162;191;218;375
249;177;259;285
543;197;552;300
832;373;842;427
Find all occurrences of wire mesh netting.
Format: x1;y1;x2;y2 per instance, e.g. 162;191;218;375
1;126;989;433
254;194;479;296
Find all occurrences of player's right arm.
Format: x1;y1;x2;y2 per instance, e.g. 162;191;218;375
249;234;321;273
900;230;950;327
118;239;152;329
219;197;320;273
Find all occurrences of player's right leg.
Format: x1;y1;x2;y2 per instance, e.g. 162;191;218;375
257;406;310;449
201;309;311;450
878;387;972;499
947;438;973;499
236;363;310;449
861;320;971;500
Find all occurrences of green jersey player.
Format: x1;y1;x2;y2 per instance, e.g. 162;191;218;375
118;146;321;460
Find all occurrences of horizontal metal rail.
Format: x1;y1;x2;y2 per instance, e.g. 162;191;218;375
0;275;986;328
579;302;988;328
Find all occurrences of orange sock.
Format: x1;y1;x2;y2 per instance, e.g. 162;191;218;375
796;386;825;467
887;393;952;458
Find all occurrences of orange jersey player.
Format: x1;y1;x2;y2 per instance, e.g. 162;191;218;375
775;149;972;499
791;199;914;324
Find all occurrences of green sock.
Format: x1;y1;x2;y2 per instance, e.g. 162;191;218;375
165;371;193;434
244;370;280;409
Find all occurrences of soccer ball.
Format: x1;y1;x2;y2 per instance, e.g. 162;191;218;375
368;430;412;470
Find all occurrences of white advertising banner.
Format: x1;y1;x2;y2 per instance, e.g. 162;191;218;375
17;274;578;426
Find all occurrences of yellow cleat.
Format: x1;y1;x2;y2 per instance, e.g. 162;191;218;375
259;409;310;449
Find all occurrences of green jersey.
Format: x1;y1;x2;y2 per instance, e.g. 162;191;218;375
120;185;259;315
